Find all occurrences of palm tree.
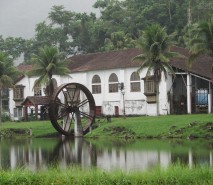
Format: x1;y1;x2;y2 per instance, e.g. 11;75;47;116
132;24;180;115
187;18;213;74
27;46;71;96
0;52;19;123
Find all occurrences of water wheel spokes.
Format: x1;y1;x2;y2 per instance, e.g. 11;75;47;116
49;83;96;136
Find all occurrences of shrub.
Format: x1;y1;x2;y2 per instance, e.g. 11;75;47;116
1;113;11;122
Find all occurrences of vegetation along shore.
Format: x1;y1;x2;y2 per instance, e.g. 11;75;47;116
0;165;212;185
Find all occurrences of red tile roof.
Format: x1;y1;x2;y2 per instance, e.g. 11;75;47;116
69;46;212;80
17;64;33;72
69;48;141;72
21;96;50;106
170;46;212;79
16;47;212;81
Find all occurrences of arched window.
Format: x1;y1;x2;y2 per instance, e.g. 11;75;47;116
109;73;119;93
34;85;42;96
130;72;141;92
92;75;101;94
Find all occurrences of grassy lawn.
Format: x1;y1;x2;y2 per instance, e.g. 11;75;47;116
0;114;213;138
88;114;213;138
0;120;58;137
0;165;212;185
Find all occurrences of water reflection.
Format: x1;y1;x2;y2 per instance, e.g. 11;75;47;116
0;138;212;171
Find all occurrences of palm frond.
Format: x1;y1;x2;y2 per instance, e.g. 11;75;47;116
28;46;71;90
132;54;146;62
188;51;204;67
0;75;14;88
133;24;179;82
26;68;45;77
0;51;19;89
188;18;213;66
33;74;49;89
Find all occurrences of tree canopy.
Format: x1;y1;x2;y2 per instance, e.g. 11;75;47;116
1;0;213;64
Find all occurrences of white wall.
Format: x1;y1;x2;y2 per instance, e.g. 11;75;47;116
9;67;172;118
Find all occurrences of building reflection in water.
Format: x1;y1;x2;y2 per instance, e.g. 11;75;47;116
0;138;212;171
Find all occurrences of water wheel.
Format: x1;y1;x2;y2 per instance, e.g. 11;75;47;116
49;83;96;136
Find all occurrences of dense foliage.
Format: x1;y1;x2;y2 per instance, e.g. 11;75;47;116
0;52;19;122
0;0;213;64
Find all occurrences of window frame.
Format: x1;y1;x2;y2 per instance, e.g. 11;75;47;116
130;72;141;92
34;86;42;96
14;107;23;118
143;76;156;95
13;85;25;100
92;75;101;94
108;73;119;93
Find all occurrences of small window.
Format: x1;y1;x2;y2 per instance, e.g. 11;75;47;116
92;75;101;94
2;100;9;111
130;72;141;92
14;107;23;118
13;85;25;100
144;77;156;95
2;89;9;99
34;86;42;96
109;73;119;93
2;89;9;111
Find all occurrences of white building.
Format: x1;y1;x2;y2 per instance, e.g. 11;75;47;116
8;47;213;121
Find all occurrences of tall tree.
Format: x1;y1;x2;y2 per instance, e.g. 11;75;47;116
187;18;213;80
27;46;71;96
103;31;135;51
0;52;19;123
0;36;26;60
132;24;180;115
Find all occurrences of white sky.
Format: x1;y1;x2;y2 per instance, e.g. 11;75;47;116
0;0;98;39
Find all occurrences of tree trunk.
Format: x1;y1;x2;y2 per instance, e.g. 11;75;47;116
155;71;160;116
167;0;172;23
46;78;58;97
156;80;160;116
187;0;192;25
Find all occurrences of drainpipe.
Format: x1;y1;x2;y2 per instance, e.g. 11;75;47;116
208;82;212;114
187;73;192;114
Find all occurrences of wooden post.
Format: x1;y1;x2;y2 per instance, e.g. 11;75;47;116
24;106;28;121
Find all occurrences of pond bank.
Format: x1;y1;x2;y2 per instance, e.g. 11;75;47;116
87;114;213;139
0;114;212;139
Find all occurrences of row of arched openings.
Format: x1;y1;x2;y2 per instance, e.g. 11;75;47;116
92;72;141;94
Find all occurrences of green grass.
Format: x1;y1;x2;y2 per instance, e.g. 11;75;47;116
88;114;213;138
0;114;213;138
0;120;58;138
0;164;212;185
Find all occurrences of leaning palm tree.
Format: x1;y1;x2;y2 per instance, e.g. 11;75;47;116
187;18;213;75
132;24;180;115
0;52;19;123
27;46;71;96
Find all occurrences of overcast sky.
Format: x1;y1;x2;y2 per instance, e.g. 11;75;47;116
0;0;98;39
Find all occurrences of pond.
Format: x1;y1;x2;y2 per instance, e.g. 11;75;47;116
0;137;212;171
